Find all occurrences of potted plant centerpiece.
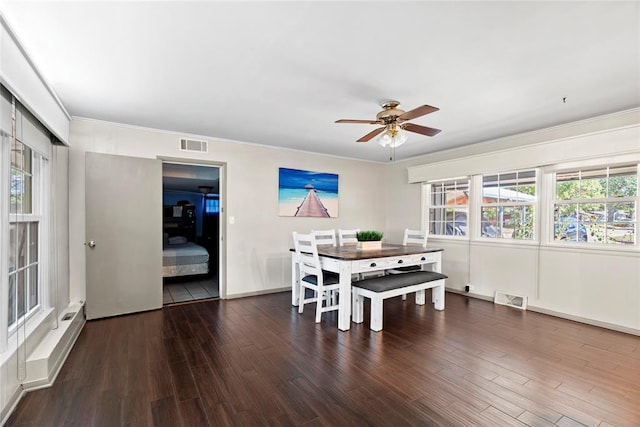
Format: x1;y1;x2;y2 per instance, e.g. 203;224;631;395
356;230;383;250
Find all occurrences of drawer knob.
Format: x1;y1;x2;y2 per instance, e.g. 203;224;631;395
397;260;403;264
370;262;377;267
421;257;426;261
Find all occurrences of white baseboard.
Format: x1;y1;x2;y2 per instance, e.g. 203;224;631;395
1;387;26;427
226;286;290;300
527;305;640;337
446;288;639;336
445;287;493;301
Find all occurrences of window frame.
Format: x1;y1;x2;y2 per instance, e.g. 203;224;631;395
478;169;539;242
1;92;51;352
550;163;638;248
424;178;470;239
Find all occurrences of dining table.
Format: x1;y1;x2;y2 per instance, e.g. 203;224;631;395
291;244;444;331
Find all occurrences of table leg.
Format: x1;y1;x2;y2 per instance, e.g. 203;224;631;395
291;252;299;306
338;263;352;331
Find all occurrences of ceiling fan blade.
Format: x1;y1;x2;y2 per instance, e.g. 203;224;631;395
335;119;382;124
357;127;386;142
400;122;442;137
398;105;439;121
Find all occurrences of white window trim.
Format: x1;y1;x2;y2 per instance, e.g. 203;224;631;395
0;131;8;353
477;169;540;242
1;99;51;354
424;179;471;240
547;163;639;250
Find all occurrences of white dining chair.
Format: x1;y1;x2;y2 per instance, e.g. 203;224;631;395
311;229;337;247
292;232;340;323
312;229;340;299
338;228;359;246
403;228;428;247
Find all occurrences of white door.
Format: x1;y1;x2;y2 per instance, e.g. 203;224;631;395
85;152;162;319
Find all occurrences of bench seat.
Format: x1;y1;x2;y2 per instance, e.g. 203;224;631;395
351;270;447;332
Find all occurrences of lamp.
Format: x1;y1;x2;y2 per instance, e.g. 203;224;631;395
376;124;408;148
198;185;213;194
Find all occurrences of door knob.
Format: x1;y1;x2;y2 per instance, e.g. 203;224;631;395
85;240;96;248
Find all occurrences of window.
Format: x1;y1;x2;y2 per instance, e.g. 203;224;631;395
428;179;469;236
8;134;43;329
204;196;219;214
554;165;637;245
2;87;51;343
481;170;536;239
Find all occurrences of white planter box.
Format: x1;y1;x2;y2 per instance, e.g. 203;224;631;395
357;241;382;250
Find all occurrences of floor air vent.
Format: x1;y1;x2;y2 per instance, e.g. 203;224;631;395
494;291;527;310
179;137;208;153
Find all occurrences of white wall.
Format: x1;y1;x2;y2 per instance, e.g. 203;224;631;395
68;118;387;301
386;110;640;334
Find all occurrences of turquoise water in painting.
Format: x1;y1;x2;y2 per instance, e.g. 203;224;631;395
278;188;338;205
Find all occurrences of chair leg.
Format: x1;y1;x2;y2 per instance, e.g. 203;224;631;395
315;290;323;323
298;283;306;314
370;297;383;332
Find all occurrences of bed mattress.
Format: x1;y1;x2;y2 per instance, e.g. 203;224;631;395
163;241;209;266
162;262;209;278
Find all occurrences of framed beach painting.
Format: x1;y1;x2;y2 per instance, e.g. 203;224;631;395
278;167;339;217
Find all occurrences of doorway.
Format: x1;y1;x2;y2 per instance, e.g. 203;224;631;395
161;162;220;304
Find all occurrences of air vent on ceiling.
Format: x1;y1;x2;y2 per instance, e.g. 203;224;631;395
179;137;208;153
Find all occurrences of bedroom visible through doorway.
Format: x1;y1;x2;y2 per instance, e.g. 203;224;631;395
162;162;220;304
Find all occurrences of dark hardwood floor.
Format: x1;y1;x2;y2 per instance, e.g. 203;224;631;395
6;291;640;426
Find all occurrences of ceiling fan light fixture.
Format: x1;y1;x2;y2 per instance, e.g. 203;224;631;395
377;126;408;148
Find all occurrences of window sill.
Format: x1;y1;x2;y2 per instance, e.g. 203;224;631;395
541;242;640;257
428;235;469;241
472;238;540;249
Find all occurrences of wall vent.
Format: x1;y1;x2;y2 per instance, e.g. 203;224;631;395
494;291;527;310
179;137;208;153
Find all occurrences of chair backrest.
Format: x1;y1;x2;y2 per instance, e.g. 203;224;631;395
403;228;427;247
312;229;337;247
338;228;360;246
292;232;322;277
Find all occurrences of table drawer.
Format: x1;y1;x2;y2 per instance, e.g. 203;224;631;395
354;254;438;273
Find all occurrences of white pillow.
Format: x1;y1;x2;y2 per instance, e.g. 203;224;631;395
168;236;187;245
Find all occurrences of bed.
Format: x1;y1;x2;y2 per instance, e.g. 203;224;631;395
162;237;209;278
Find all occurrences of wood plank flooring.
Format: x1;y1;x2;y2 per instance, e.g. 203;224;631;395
6;291;640;426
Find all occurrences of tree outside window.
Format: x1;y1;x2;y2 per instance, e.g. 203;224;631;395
555;165;637;245
428;179;469;237
481;170;536;240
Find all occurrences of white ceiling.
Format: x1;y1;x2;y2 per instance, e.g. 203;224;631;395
1;1;639;162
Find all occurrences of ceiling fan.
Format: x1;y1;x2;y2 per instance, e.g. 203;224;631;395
335;100;441;147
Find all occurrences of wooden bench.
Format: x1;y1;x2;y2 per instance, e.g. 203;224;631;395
351;270;447;332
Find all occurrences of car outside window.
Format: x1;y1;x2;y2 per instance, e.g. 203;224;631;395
481;170;536;240
428;179;469;237
554;165;637;245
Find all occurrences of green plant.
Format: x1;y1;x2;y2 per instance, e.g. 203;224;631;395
356;230;383;241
